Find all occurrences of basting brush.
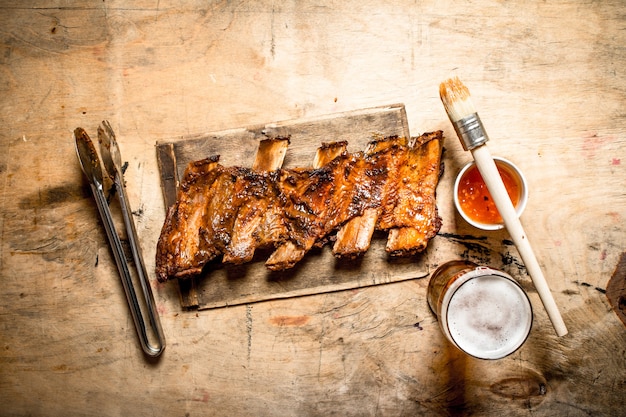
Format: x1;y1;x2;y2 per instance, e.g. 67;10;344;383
439;77;568;337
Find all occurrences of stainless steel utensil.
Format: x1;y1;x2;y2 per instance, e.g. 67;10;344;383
74;124;165;357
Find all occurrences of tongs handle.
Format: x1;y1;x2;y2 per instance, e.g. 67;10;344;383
90;180;165;356
75;127;165;357
114;175;166;357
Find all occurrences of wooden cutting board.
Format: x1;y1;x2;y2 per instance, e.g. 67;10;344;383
156;104;435;309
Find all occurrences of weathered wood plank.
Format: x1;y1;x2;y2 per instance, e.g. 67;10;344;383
156;104;433;309
607;251;626;327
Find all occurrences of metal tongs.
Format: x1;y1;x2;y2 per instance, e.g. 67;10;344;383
74;121;165;357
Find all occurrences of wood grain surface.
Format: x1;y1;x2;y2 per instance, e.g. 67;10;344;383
1;1;625;416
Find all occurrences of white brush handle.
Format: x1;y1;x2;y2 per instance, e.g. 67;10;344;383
471;145;568;337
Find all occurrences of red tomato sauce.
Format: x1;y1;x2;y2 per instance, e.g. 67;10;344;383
457;164;520;224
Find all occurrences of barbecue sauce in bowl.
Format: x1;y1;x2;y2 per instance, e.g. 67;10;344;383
454;157;527;229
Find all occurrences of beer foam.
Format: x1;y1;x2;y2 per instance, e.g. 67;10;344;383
445;274;532;359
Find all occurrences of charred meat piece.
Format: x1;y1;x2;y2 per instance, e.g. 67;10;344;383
155;156;221;281
332;136;407;258
265;142;348;270
222;169;285;264
375;137;411;231
386;131;443;255
222;138;290;264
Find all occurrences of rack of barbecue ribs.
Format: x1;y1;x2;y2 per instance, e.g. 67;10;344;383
155;130;443;283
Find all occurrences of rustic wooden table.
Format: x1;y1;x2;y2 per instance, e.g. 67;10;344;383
1;1;625;416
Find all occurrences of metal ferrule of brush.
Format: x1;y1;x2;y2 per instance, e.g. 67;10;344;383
453;113;489;151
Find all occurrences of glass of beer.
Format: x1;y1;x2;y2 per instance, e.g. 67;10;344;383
427;260;533;360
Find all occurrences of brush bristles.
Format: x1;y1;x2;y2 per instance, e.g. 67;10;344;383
439;76;476;123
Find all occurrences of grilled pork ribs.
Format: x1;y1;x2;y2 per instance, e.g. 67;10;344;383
156;131;443;282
